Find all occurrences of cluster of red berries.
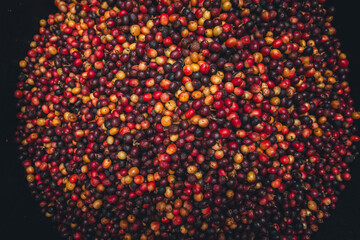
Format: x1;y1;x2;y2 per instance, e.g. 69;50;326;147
14;0;359;239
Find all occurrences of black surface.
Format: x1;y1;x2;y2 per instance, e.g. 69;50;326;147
1;0;360;239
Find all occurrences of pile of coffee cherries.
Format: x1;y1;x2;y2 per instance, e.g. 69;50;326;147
14;0;359;239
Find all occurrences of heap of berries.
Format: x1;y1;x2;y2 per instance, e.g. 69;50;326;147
14;0;359;239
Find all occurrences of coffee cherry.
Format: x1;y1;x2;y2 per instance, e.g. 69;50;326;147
14;0;359;239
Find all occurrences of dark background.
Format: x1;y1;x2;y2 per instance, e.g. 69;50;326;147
1;0;360;239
